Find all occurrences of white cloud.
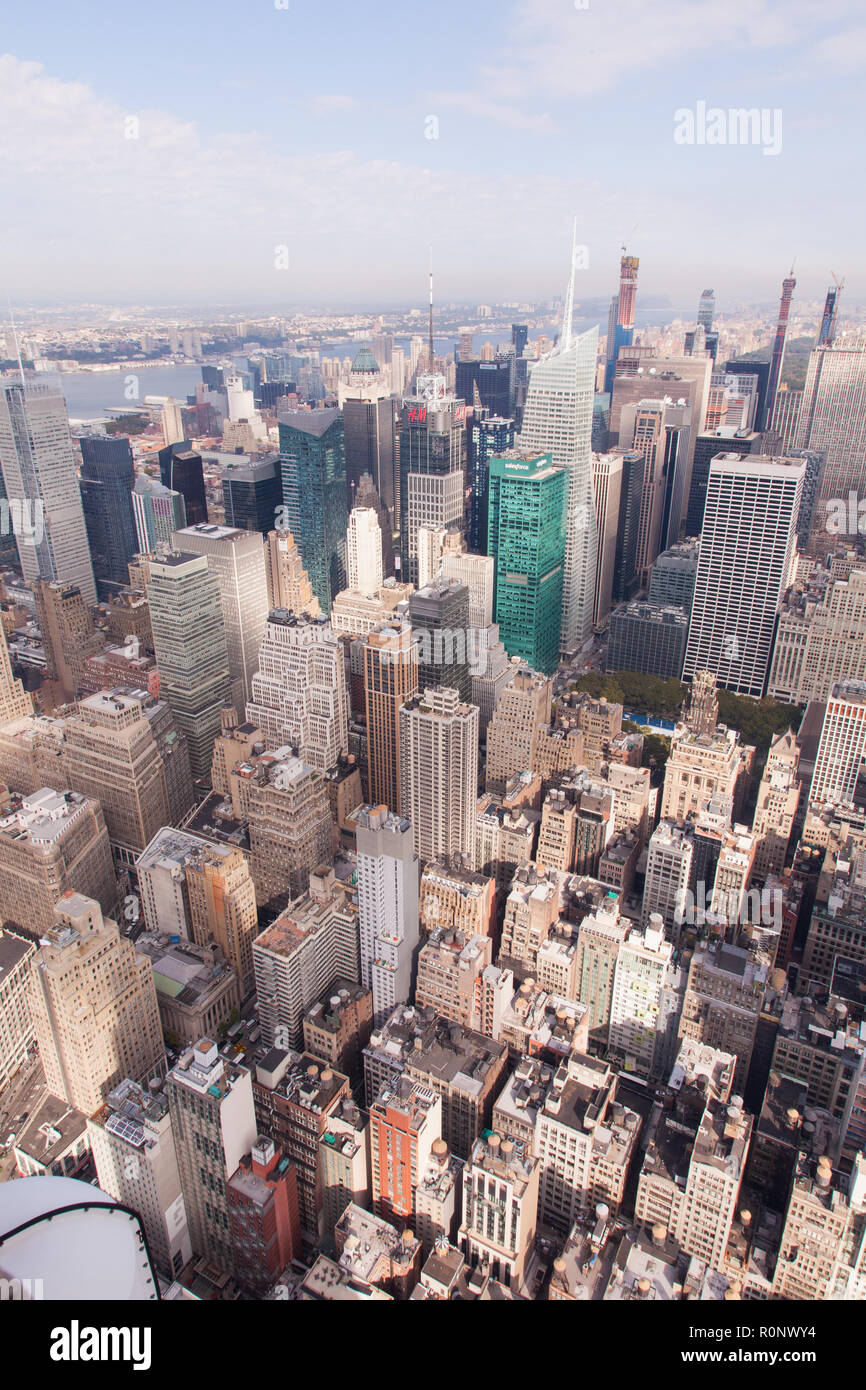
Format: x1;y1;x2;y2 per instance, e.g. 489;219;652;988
306;93;360;117
430;91;558;134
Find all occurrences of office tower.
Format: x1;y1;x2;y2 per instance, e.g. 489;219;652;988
512;325;528;358
419;860;496;940
221;458;281;534
132;476;186;553
470;624;512;740
751;730;800;878
796;336;866;502
604;450;642;605
769;384;803;453
456;329;474;362
62;690;171;860
811;681;866;806
248;753;334;913
87;1078;192;1279
318;1096;371;1242
369;1078;442;1227
400;687;478;865
572;898;629;1043
0;625;31;723
468;415;515;553
697;289;715;331
331;582;413;639
166;1039;257;1275
0;789;116;936
353;471;395;577
455;357;514;418
0;374;96;603
607;602;688;679
353;805;420;1024
262;528;321;617
185;844;258;990
172;523;269;714
408;576;472;702
251;1052;350;1245
158;443;207;525
682;455;805;697
762;271;796;430
439;534;494;629
459;1134;539;1292
146;552;232;780
252;867;359;1047
340;350;398;513
278;410;347;613
661;720;753;823
31;893;164;1114
246;610;348;772
818;282;842;347
484;667;551;795
685;427;762;535
487;449;566;676
416;930;494;1031
78;437;138;598
685;667;719;735
347;506;383;594
227;1135;301;1295
608;918;674;1077
604;252;640;393
303;981;373;1088
678;943;766;1093
647;539;699;610
363;620;418;814
618;398;691;582
591;452;623;630
769;569;866;703
161;399;185;447
519;292;597;655
635;1042;749;1270
398;386;466;587
33;579;103;704
642;821;695;935
0;928;35;1090
611;351;711;500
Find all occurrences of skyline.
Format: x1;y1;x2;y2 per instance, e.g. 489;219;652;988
3;0;865;306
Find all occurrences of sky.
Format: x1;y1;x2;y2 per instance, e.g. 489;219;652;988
1;0;864;312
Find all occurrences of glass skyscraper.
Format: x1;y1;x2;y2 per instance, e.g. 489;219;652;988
278;409;347;613
79;435;139;597
487;448;566;676
469;415;515;553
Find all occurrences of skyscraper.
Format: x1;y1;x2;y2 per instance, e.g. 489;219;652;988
810;681;866;807
487;448;566;676
131;476;187;553
263;529;321;617
172;523;270;713
399;686;478;864
278;410;348;613
682;454;805;697
158;443;207;525
604;252;640;393
591;452;624;630
697;289;715;331
221;458;281;534
762;271;796;430
363;620;418;815
408;575;472;701
78;436;138;597
353;804;420;1026
518;236;598;654
34;579;104;703
0;374;96;603
468;415;515;553
398;383;466;587
146;552;233;779
347;506;383;594
246;610;349;772
30;893;165;1116
796;336;866;502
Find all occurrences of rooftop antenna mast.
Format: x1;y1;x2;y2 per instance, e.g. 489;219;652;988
428;247;434;370
560;218;578;354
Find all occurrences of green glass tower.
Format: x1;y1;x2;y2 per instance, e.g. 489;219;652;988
278;409;347;613
487;448;566;676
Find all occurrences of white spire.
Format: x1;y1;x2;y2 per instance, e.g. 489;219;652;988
560;217;578;355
